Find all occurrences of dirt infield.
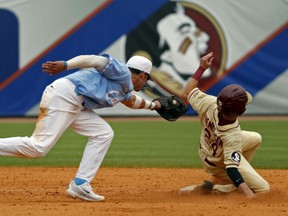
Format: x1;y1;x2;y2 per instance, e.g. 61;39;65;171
0;167;287;216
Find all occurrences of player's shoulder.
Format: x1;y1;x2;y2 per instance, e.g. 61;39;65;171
188;88;215;102
216;120;241;136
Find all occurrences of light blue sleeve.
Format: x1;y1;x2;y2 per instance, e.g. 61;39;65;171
99;54;131;80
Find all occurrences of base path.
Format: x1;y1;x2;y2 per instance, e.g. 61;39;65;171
0;167;287;216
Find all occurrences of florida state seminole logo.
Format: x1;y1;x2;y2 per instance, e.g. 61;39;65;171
125;1;227;98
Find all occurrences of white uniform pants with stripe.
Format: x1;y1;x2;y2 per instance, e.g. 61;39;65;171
202;131;270;194
0;78;114;183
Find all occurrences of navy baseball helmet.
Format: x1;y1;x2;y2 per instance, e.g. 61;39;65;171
217;84;253;116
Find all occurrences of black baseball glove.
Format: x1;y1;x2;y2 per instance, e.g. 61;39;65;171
153;95;189;121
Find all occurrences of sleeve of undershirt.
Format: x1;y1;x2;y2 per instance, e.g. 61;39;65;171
226;167;245;187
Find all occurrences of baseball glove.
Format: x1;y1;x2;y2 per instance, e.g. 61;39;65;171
153;95;189;121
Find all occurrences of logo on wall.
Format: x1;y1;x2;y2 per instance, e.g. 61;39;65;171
125;1;227;98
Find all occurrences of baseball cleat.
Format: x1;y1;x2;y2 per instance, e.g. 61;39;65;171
178;184;198;194
178;180;214;195
66;180;105;202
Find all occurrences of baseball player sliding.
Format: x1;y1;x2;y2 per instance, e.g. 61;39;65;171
180;52;270;198
0;54;164;201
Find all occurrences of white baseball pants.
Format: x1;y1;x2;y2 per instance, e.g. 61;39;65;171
0;78;114;183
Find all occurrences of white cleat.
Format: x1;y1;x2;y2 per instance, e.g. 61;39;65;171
66;180;105;202
178;181;214;195
178;185;198;194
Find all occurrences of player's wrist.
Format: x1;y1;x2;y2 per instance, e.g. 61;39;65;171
192;66;206;81
144;101;156;110
131;95;156;110
149;101;156;110
63;61;68;70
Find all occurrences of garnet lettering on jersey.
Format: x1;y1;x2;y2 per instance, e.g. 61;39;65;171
204;116;223;156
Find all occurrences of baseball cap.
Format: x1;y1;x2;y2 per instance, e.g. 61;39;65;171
217;84;253;116
126;56;152;79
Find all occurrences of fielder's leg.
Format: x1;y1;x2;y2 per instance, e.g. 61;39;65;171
66;110;114;201
70;109;114;183
0;78;83;158
0;109;76;158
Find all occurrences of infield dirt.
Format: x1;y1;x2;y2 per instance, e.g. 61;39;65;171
0;167;287;216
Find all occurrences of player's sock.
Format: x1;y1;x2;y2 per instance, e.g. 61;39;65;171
74;177;88;185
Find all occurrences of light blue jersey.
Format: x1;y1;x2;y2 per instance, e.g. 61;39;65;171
65;54;133;109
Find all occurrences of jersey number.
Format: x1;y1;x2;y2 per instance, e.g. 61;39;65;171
204;128;218;156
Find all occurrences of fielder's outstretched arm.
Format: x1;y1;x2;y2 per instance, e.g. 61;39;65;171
42;55;108;75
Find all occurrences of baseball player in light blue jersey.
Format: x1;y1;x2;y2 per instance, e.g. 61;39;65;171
0;54;162;202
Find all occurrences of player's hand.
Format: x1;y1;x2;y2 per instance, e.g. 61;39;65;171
42;61;67;75
200;52;214;69
238;182;256;199
246;193;256;199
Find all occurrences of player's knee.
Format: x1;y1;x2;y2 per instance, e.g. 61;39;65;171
263;182;270;192
106;125;114;141
22;149;46;158
90;124;114;143
256;133;262;144
256;181;270;193
19;138;50;158
252;132;262;148
26;141;50;158
28;147;49;158
101;124;114;141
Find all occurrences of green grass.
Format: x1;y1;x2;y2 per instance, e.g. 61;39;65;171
0;119;287;169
